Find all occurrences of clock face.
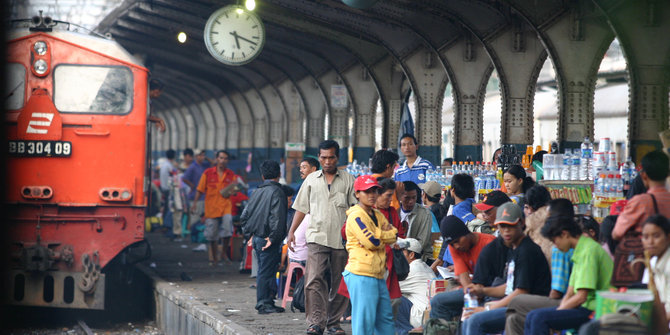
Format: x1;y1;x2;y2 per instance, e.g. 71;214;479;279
204;5;266;66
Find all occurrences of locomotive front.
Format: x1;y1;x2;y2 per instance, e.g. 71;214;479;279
5;17;149;309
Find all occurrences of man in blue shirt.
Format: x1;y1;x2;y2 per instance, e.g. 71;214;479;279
394;133;435;185
450;174;477;223
183;149;211;230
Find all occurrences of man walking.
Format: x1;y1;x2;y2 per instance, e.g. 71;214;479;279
191;150;237;265
240;160;288;314
159;149;177;237
287;140;357;335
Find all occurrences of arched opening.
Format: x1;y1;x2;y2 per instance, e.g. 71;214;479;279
374;98;383;151
593;38;629;163
534;56;559;151
441;83;454;162
483;71;502;163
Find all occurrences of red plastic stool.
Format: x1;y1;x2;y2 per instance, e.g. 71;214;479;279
281;261;306;308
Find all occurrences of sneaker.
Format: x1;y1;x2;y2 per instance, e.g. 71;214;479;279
192;244;207;252
257;305;277;314
257;304;284;314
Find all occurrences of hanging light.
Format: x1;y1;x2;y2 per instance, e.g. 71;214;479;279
177;32;187;43
245;0;256;11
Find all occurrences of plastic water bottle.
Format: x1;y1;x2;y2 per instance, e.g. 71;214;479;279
571;150;580;181
620;157;636;192
462;288;479;321
605;174;615;197
614;174;624;197
580;137;593;180
562;149;572;180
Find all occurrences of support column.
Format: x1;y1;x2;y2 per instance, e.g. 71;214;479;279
322;70;349;165
402;48;449;165
490;23;547;149
306;116;325;157
277;81;305;144
442;34;493;161
369;56;404;149
259;85;287;161
297;77;328;157
218;95;239;156
344;64;379;163
329;108;349;165
629;69;668;161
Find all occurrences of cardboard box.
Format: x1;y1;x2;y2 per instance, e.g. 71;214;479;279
595;290;654;327
428;278;458;299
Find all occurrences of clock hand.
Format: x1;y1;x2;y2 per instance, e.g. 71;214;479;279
229;31;241;49
236;34;258;46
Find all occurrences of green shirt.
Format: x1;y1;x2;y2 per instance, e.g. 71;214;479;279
569;236;614;311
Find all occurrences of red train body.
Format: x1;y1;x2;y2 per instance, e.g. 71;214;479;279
5;21;149;309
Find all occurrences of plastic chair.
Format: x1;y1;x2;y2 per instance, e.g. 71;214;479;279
281;261;306;308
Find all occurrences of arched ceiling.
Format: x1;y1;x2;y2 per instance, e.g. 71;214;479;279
92;0;576;112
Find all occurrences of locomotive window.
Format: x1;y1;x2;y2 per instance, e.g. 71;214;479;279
54;65;133;114
5;63;26;111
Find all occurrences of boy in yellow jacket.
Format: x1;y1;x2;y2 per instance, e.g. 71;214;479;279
343;175;398;334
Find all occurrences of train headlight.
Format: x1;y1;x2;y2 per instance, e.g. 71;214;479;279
34;41;47;55
34;59;48;75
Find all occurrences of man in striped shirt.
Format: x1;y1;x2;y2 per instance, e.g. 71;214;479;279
394;133;435;185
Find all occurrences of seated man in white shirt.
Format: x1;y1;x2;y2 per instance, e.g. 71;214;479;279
395;238;437;335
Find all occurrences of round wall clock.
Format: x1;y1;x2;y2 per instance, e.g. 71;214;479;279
203;5;266;66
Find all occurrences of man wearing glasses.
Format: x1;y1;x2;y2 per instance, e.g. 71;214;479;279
474;191;512;226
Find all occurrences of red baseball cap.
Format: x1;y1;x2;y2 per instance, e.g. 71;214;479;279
354;175;381;191
474;190;512;211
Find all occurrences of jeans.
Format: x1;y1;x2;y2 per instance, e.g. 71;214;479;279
342;271;395;335
252;236;281;309
395;296;414;335
461;307;507;335
524;306;592;334
430;288;464;319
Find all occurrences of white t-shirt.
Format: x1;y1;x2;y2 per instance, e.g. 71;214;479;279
399;259;437;327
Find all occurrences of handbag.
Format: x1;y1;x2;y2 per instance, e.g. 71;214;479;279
392;248;410;281
611;194;658;287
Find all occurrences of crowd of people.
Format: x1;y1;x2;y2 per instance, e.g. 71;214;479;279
156;134;670;335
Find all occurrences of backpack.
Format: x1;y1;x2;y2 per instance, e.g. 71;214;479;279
291;276;306;313
422;318;458;335
594;311;649;334
466;218;494;234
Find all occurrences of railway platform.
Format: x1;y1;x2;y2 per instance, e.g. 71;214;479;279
141;231;353;335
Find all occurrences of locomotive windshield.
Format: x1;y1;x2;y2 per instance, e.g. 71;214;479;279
5;63;26;111
54;65;133;114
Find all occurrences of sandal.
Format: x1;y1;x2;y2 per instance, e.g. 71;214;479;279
306;324;324;335
326;326;345;335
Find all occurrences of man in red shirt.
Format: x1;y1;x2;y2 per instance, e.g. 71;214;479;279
191;150;238;265
429;215;495;320
613;150;670;240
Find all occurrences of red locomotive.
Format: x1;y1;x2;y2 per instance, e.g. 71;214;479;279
5;14;150;309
